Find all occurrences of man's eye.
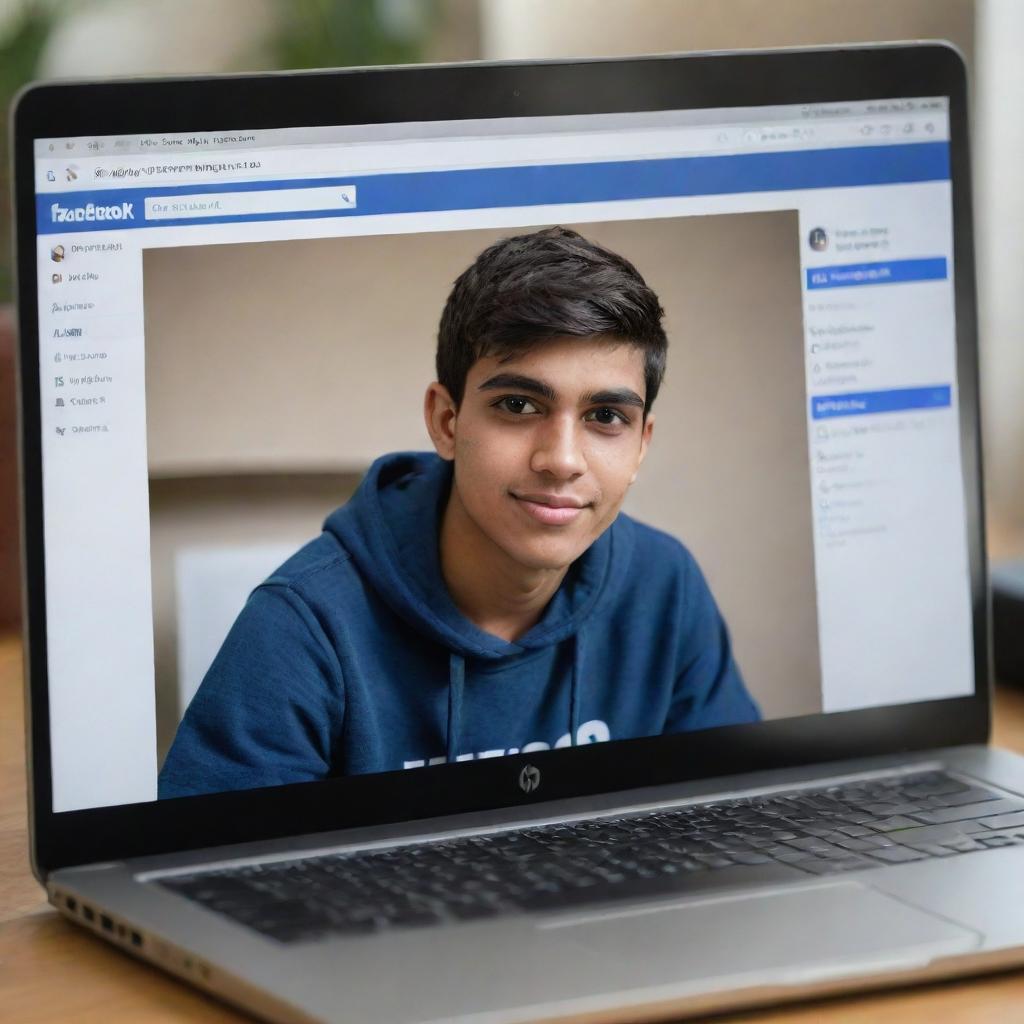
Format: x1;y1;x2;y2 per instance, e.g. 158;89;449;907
584;407;628;426
494;396;541;415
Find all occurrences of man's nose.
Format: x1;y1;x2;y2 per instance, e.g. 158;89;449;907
530;417;587;479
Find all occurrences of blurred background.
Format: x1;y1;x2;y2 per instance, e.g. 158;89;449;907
1;0;1022;644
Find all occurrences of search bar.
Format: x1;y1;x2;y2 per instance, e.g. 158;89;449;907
144;184;356;220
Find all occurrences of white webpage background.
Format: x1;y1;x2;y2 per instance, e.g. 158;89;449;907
798;183;972;711
37;136;972;811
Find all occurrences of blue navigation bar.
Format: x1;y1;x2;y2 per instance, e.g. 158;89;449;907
811;385;952;421
36;141;951;234
806;256;948;291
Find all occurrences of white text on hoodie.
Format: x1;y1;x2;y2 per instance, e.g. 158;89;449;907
402;719;610;769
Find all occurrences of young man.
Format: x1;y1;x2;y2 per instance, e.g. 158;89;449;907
159;227;759;799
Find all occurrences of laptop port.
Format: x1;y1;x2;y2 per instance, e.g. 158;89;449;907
65;896;77;912
82;905;95;922
100;914;114;932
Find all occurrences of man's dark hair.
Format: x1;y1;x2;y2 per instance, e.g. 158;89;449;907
437;226;667;414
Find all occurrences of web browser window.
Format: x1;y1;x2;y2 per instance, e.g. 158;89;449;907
33;97;973;812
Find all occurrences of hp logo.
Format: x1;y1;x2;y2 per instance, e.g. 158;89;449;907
518;764;541;794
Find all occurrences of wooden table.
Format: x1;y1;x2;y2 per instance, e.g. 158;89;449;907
3;634;1024;1023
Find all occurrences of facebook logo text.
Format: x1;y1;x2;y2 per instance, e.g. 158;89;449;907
50;201;135;224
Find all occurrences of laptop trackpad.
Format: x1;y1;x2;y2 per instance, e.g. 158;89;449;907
546;881;980;989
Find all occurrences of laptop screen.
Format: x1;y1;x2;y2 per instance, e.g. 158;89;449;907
32;95;973;813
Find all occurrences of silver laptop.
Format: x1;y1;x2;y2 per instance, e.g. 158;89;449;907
13;43;1024;1023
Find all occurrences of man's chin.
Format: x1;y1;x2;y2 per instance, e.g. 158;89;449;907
499;536;589;574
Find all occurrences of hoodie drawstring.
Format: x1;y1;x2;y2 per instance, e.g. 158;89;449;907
446;635;584;761
447;652;465;763
569;628;583;747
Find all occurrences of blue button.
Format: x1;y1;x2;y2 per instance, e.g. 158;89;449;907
806;257;948;290
811;385;952;420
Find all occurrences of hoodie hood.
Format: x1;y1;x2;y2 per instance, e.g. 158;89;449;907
325;452;634;661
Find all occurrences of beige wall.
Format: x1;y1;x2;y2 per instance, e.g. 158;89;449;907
599;217;821;720
144;210;819;724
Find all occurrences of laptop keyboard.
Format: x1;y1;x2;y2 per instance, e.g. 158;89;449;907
160;770;1024;944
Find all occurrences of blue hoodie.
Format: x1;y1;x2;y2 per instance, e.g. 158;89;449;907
159;452;759;798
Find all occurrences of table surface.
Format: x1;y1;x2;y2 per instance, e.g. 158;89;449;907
3;635;1024;1024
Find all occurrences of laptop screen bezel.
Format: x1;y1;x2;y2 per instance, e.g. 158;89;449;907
12;43;989;877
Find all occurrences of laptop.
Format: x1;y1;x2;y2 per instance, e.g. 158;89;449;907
13;43;1024;1023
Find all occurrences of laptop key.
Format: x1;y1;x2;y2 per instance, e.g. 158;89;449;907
868;815;920;832
910;798;1024;825
885;821;990;846
772;850;818;864
940;837;987;854
867;846;929;864
836;824;874;837
928;788;1003;808
728;852;773;865
861;803;924;816
833;837;883;852
835;811;876;825
977;834;1020;849
782;836;832;852
978;811;1024;831
905;843;958;857
691;854;735;869
903;778;970;798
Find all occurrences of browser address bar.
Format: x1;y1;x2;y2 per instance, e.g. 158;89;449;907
144;184;356;220
65;129;730;188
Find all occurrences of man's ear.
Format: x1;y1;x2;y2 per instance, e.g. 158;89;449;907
424;382;458;461
630;413;655;485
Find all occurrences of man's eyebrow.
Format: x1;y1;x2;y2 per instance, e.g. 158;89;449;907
583;388;645;409
477;373;557;401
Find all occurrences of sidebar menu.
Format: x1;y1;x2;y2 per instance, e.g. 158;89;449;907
38;233;157;812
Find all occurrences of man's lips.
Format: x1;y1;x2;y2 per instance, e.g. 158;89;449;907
511;492;590;526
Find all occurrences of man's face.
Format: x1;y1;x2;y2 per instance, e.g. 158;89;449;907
427;336;654;572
